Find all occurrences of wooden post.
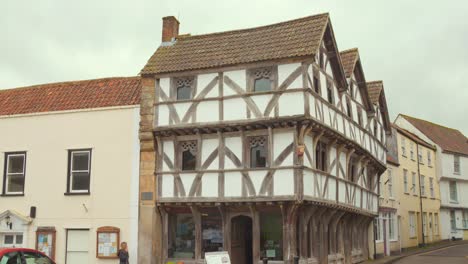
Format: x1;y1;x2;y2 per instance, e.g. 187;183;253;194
249;205;261;264
190;206;202;261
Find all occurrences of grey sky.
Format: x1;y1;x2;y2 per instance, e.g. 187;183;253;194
1;0;467;134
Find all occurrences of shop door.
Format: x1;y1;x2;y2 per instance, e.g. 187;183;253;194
66;229;89;264
231;215;252;264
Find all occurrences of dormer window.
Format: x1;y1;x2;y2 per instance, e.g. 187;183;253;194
249;68;275;92
180;141;197;171
249;136;268;168
175;77;194;100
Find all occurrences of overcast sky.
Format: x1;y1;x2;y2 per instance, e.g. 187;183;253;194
1;0;467;134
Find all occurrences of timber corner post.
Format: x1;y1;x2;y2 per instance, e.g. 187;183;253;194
138;76;161;264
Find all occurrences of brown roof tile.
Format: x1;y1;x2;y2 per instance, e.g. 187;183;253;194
366;81;383;104
340;48;359;78
141;13;330;75
0;77;141;116
401;115;468;156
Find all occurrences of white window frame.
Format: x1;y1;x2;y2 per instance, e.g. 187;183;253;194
403;169;409;193
389;212;397;241
449;181;458;203
429;178;434;198
410;143;415;160
69;150;91;193
420;175;426;197
427;150;432;166
409;212;416;238
401;137;407;157
418;146;423;164
454;155;460;174
411;172;417;195
434;213;439;235
4;153;26;195
388;169;393;199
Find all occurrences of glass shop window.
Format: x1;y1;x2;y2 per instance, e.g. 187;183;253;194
260;212;283;260
249;136;268;168
201;209;223;258
168;212;195;259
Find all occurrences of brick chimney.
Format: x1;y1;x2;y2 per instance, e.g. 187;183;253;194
162;16;179;42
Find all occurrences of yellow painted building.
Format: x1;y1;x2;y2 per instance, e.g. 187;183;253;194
394;125;441;249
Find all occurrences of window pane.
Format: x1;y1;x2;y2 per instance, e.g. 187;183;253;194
182;150;196;171
15;235;23;244
260;212;283;260
250;145;267;168
23;252;52;264
8;155;24;174
254;78;271;92
201;210;223;257
7;175;24;193
177;86;192;100
168;213;195;258
72;152;89;171
4;235;14;244
72;172;90;191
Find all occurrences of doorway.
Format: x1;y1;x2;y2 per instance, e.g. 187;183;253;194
231;215;252;264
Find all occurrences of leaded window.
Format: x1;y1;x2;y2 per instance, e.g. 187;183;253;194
180;141;197;171
326;80;334;104
249;136;268;168
175;77;194;100
251;68;273;92
315;141;327;172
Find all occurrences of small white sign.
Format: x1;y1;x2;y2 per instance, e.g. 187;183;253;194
205;251;231;264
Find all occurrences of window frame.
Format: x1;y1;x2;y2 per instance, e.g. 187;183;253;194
172;76;197;101
326;80;334;104
454;155;460;174
449;180;458;203
315;141;328;172
427;150;432;166
403;169;409;194
410;142;415;160
178;140;198;172
401;137;407;157
388;169;393;199
66;149;92;195
409;212;416;238
429;177;434;198
420;175;426;197
2;152;27;196
411;172;417;195
247;135;269;169
247;66;277;93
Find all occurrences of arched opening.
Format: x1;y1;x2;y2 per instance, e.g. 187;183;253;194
231;215;253;264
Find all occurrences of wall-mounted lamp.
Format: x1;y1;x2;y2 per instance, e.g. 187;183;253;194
5;215;12;230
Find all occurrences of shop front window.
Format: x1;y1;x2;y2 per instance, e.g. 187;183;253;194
201;208;223;258
168;212;195;259
260;212;283;260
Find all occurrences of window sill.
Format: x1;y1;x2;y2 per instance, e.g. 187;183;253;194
449;201;459;204
454;172;461;175
64;192;90;196
0;193;24;197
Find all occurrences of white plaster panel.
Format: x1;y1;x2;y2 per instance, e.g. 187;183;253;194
180;173;196;196
174;102;192;122
323;105;331;127
249;170;268;196
355;189;361;208
197;101;219;123
201;173;218;197
223;98;246;121
159;78;171;99
273;131;294;166
355;89;363;104
320;72;328;97
250;94;272;114
278;63;302;89
274;170;294;195
279;92;304;117
161;175;174;197
339;153;347;178
305;66;312;89
329;147;337;177
224;70;246;96
326;60;333;77
202;138;219;170
303;170;315;197
163;141;174;171
197;73;219;98
157;105;170;126
309;94;316;119
224;172;242;197
225;136;242;169
338;181;346;203
327;178;336;201
304;135;313;168
351;101;357;123
336;114;343;134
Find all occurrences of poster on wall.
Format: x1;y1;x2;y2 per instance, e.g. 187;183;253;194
36;227;56;260
205;251;231;264
96;226;120;259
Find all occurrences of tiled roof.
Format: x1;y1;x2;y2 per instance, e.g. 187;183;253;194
367;81;383;104
0;77;141;116
401;115;468;156
393;124;436;150
141;13;330;75
340;48;358;77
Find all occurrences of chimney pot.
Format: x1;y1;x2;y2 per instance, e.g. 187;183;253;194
162;16;180;42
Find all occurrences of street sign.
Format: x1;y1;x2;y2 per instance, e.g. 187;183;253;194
205;251;231;264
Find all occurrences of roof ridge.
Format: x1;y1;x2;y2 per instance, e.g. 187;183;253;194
1;76;140;92
393;124;435;148
401;114;464;134
176;13;329;41
366;80;383;84
340;47;359;54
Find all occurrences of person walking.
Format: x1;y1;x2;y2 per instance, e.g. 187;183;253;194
117;242;129;264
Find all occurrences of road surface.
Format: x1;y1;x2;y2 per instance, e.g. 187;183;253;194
394;244;468;264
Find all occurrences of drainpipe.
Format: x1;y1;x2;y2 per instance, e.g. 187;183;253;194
416;143;426;247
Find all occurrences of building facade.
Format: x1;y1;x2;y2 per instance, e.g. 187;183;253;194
395;115;468;241
138;15;391;264
0;77;141;264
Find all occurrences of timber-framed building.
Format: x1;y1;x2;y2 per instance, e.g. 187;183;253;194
138;14;391;264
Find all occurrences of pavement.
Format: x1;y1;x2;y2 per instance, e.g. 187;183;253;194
363;240;468;264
